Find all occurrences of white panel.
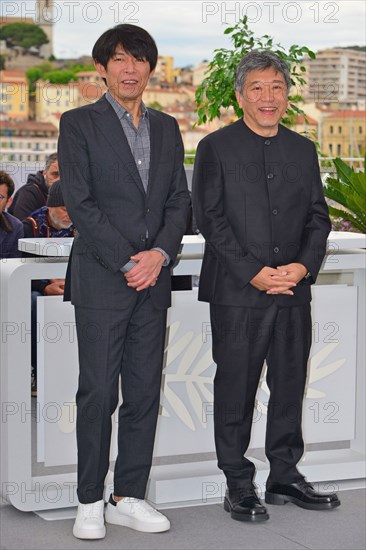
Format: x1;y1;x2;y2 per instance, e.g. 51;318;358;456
38;284;357;467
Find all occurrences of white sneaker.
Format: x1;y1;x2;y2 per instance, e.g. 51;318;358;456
105;494;170;533
73;499;106;539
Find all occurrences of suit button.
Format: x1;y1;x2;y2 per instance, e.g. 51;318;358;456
264;140;271;146
146;208;150;214
267;173;274;179
272;209;278;215
273;247;280;253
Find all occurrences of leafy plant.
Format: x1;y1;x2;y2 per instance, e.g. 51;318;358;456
195;16;315;126
324;156;366;233
184;150;196;165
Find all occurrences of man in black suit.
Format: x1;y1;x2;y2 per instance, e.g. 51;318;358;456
58;24;190;539
193;50;340;523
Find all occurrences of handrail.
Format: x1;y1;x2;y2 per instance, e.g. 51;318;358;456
184;154;364;163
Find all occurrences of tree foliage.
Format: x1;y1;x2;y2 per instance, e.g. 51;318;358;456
26;66;45;85
147;101;163;111
26;62;54;92
324;156;366;233
26;63;94;87
67;64;95;73
0;23;48;50
42;70;78;84
195;17;315;126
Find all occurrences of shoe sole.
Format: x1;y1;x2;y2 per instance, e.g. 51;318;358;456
224;498;269;522
105;507;170;533
265;491;341;510
73;525;106;539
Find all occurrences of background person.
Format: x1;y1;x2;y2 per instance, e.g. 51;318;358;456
0;171;24;259
9;152;59;220
22;179;75;396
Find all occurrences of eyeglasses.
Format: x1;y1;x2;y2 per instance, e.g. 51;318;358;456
0;194;8;200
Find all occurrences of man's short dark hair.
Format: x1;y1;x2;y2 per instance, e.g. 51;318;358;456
235;50;291;93
92;24;158;72
0;171;15;198
45;152;58;170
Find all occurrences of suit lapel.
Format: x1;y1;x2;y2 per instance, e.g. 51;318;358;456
91;96;146;195
147;109;163;200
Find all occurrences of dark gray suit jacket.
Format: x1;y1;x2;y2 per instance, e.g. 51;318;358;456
58;95;190;310
192;119;331;308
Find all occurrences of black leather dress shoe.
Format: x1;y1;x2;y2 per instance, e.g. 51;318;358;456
265;478;341;510
224;485;269;522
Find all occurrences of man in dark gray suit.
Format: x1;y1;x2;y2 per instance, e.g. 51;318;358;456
193;51;340;523
58;24;190;540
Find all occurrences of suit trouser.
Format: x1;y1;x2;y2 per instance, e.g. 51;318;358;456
74;291;167;504
210;301;312;489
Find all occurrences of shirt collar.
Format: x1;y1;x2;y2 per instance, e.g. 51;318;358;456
105;91;149;120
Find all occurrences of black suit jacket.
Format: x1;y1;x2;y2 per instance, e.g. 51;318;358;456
192;119;331;308
58;95;190;310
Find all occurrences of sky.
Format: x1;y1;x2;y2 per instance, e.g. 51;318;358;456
2;0;366;66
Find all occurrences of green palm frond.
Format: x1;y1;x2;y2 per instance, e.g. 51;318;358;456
324;157;366;234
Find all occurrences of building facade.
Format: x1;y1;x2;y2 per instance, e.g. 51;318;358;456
302;48;366;105
144;85;195;107
321;110;366;157
76;71;107;107
0;71;29;121
35;80;79;121
0;120;58;163
153;56;175;84
36;0;54;59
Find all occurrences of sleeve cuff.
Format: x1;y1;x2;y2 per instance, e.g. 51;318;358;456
120;260;137;273
151;247;170;267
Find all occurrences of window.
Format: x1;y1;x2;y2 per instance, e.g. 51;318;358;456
337;144;341;155
330;125;334;134
338;126;342;134
329;143;333;154
359;126;363;134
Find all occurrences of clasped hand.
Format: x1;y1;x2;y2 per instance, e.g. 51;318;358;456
124;250;165;291
44;279;65;296
250;263;307;296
